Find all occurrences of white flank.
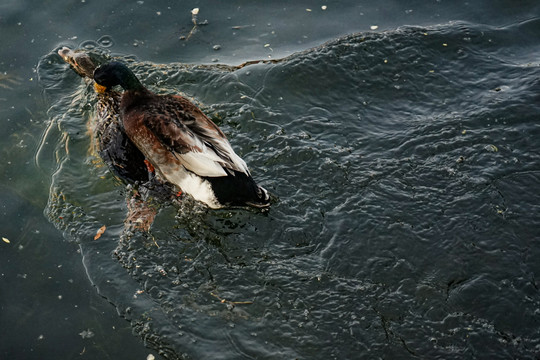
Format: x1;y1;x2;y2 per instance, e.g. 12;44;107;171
134;134;220;208
160;162;221;208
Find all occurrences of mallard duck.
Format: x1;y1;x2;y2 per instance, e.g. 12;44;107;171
58;47;151;184
58;47;174;231
93;61;270;209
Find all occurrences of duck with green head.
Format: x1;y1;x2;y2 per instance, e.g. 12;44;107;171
58;47;152;184
93;61;270;209
58;48;177;231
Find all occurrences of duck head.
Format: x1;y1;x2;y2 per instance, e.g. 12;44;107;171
93;61;145;92
58;47;97;78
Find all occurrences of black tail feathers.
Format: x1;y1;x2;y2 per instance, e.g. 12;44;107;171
206;171;270;208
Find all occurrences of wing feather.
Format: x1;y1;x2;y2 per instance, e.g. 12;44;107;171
142;95;250;177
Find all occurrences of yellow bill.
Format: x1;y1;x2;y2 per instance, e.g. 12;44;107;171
94;82;107;93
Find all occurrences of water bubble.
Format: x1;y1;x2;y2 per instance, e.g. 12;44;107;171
97;35;114;48
79;40;98;50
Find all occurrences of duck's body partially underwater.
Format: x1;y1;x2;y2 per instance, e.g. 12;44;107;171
58;47;151;184
93;61;270;209
58;47;175;231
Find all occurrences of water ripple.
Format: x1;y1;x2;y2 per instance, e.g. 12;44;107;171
38;20;540;359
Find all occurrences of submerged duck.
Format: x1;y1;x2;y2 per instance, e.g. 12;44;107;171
58;47;151;184
58;47;174;231
93;61;270;209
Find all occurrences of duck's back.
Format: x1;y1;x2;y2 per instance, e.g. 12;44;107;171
120;91;270;208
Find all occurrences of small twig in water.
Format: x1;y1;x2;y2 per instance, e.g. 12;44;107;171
184;8;199;41
210;292;253;305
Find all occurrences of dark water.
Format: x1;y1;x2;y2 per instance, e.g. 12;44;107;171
2;1;540;359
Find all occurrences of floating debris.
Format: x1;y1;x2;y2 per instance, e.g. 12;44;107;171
370;25;379;30
94;225;106;240
321;5;327;10
485;144;498;152
79;329;95;339
147;354;155;360
210;292;253;305
2;237;9;244
183;8;201;40
492;85;510;93
213;44;221;51
231;24;254;30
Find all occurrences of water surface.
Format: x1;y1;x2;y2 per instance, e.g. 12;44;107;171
2;1;540;359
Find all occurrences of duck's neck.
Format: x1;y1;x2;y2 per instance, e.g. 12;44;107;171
120;85;152;111
116;66;152;109
120;72;145;92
